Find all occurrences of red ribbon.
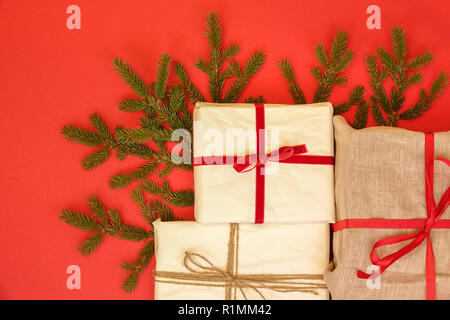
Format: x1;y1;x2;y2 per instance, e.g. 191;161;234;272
333;133;450;300
193;103;334;224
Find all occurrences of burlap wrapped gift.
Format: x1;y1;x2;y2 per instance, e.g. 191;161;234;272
193;102;335;224
324;116;450;300
153;219;330;300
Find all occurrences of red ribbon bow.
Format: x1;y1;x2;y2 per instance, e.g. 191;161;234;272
233;145;309;173
333;133;450;300
194;103;334;223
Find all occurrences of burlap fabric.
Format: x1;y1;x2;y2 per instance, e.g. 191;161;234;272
324;116;450;300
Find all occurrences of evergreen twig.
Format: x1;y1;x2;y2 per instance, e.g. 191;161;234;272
278;31;367;127
366;26;448;126
175;12;265;104
60;196;153;255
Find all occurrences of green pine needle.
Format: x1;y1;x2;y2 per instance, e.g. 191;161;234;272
119;99;150;112
278;58;307;104
279;30;356;114
351;100;369;129
154;53;171;100
60;196;153;255
174;64;206;104
113;58;150;99
176;12;265;104
366;26;448;126
61;126;104;147
81;148;111;170
89;114;112;139
109;161;158;189
60;209;102;231
138;179;194;207
78;232;104;255
121;241;154;293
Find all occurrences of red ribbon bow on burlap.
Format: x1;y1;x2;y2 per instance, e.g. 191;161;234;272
194;103;334;223
333;133;450;300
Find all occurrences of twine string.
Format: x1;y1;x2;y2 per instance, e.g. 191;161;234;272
154;223;327;299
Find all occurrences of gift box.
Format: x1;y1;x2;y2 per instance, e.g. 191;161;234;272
153;219;330;300
324;116;450;300
193;102;335;224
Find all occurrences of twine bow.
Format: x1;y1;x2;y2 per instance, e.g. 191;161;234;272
154;224;327;300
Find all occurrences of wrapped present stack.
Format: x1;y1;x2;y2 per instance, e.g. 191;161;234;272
153;104;450;300
154;102;336;300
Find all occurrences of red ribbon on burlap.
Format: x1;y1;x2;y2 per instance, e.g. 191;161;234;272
193;103;334;224
333;133;450;300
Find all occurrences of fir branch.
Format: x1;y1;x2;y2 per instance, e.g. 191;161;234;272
138;179;194;207
121;241;154;293
351;100;369;129
222;44;240;60
154;53;171;100
314;44;329;69
113;58;150;99
114;140;156;159
175;12;265;104
366;26;448;126
399;71;449;120
78;232;104;255
205;12;222;50
109;161;158;189
330;31;349;65
81;148;111;170
119;99;150;112
116;127;156;144
313;31;354;103
370;96;386;126
277;58;307;104
60;196;153;256
149;200;177;221
406;52;433;70
365;54;391;115
333;85;365;116
89;113;112;139
222;51;266;103
107;209;122;226
392;26;407;64
279;30;355;112
174;64;205;104
244;96;266;103
87;195;108;224
60;209;102;231
131;189;154;225
61;126;104;147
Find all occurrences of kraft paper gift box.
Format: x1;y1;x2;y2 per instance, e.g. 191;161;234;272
324;116;450;300
153;219;330;300
193;102;335;224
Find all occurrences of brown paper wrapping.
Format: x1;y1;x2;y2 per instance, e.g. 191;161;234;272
154;220;330;300
193;102;335;224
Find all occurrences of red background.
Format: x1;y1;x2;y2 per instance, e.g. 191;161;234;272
0;0;449;299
